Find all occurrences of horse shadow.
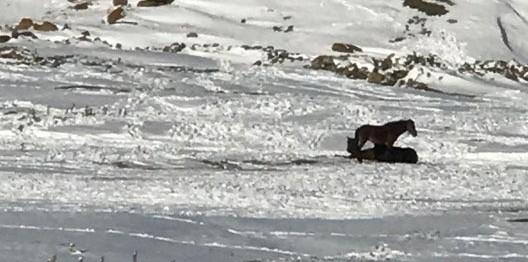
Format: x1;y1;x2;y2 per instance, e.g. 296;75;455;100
346;137;418;164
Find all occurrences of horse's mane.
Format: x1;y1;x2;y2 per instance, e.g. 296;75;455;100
382;119;409;128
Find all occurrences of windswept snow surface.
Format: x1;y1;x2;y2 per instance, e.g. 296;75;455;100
1;0;528;261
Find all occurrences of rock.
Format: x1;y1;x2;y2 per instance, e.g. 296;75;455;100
381;54;395;71
137;0;174;7
310;55;337;71
284;25;294;32
62;23;71;30
252;60;262;66
113;0;128;6
240;18;246;23
391;70;409;80
389;36;406;43
162;42;186;53
0;35;10;43
16;18;33;30
504;69;518;81
447;18;457;24
331;43;362;53
33;21;59;31
11;30;38;39
367;72;384;84
115;43;122;49
186;32;198;38
72;1;92;10
272;26;282;32
107;6;125;24
403;0;448;16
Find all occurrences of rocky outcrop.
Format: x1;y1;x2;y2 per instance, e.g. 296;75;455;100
33;21;59;31
331;43;362;53
309;47;528;95
137;0;174;7
459;60;528;82
107;6;125;24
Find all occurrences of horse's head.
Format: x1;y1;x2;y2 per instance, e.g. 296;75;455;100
346;136;356;154
406;119;417;137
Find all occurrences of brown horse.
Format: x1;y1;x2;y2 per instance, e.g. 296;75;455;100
347;137;418;164
353;119;417;162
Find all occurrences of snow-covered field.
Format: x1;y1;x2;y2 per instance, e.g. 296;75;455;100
1;0;528;261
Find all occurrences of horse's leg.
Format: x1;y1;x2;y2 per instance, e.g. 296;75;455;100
355;135;368;163
385;135;397;161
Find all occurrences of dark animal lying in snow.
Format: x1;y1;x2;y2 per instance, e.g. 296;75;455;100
346;137;418;164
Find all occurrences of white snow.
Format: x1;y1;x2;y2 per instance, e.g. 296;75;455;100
1;0;528;259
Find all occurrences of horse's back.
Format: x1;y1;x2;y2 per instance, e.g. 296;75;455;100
356;125;386;139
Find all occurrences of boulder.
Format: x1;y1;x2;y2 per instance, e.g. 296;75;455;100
310;55;337;71
107;6;125;24
403;0;448;16
72;1;92;10
16;18;33;31
137;0;174;7
0;35;11;43
367;72;384;84
33;21;59;31
381;53;395;70
113;0;128;6
186;32;198;38
391;70;409;80
331;43;362;53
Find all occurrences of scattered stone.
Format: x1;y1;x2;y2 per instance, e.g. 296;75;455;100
331;43;363;53
284;25;294;33
389;36;406;43
391;70;409;80
107;6;125;24
162;42;186;53
72;1;92;10
381;53;395;70
113;0;128;6
186;32;198;38
403;0;448;16
12;30;38;39
240;18;246;23
272;26;282;32
16;18;33;30
62;23;71;30
252;60;262;66
446;19;457;24
311;55;337;71
115;43;122;49
367;72;384;84
33;21;59;31
283;15;292;20
0;35;10;43
137;0;174;7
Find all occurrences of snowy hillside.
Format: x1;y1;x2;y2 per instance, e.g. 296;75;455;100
1;0;528;261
